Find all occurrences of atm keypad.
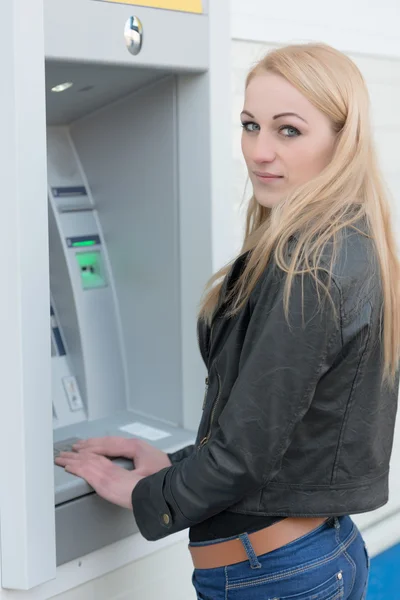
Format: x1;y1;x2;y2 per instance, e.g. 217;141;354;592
53;437;82;459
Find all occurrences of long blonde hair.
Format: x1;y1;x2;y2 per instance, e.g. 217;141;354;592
199;42;400;383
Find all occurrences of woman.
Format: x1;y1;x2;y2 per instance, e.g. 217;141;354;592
56;43;400;599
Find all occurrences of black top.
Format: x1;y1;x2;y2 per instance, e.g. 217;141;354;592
189;513;285;542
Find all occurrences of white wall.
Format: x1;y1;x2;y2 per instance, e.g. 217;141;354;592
231;0;400;59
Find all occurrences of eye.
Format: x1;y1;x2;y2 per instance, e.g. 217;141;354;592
241;121;260;133
279;125;301;138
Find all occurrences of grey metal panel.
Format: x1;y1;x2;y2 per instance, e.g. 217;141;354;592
70;77;182;425
44;0;208;72
45;61;172;126
47;129;128;421
48;203;88;411
55;493;138;566
176;74;213;432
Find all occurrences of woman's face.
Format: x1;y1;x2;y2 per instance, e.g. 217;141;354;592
241;72;337;208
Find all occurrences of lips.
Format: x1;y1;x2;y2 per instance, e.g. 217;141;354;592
254;171;283;178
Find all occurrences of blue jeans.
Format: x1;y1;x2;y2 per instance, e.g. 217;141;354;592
190;516;370;600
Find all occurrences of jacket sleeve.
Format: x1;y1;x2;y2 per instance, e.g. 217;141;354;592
131;270;342;541
167;444;194;465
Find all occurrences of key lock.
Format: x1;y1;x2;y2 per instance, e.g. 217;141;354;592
124;16;143;56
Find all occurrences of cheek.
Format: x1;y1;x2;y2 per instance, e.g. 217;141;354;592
289;143;332;181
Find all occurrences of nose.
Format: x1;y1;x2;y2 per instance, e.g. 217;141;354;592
252;132;277;164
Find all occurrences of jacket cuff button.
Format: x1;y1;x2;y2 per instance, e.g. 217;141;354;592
162;513;171;526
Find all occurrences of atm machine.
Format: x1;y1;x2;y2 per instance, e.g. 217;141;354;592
48;103;198;564
1;0;232;591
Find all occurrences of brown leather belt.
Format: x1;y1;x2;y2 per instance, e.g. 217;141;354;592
189;517;329;569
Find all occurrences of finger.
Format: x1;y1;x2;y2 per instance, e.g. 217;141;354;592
72;437;104;449
54;451;81;466
58;451;80;459
65;456;114;491
55;451;109;471
73;436;137;458
55;450;102;466
72;437;105;451
54;453;81;468
64;459;99;481
60;457;137;509
82;461;136;508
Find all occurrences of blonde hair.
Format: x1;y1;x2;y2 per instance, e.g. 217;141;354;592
199;42;400;383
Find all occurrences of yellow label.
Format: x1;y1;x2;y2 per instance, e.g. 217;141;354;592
102;0;202;13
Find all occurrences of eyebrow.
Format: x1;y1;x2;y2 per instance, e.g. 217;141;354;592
241;110;308;124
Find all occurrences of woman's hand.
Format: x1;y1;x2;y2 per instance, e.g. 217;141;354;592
71;436;172;476
54;450;146;509
54;436;172;509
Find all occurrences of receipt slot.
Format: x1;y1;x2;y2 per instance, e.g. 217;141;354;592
0;0;232;590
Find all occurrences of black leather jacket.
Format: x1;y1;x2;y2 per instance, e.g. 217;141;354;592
132;227;399;541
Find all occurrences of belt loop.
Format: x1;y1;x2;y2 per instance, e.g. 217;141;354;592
238;533;262;569
333;517;340;530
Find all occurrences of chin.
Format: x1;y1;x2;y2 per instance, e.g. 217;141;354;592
254;193;282;208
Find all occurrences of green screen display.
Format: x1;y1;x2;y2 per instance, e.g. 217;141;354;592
76;251;107;290
72;240;97;247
